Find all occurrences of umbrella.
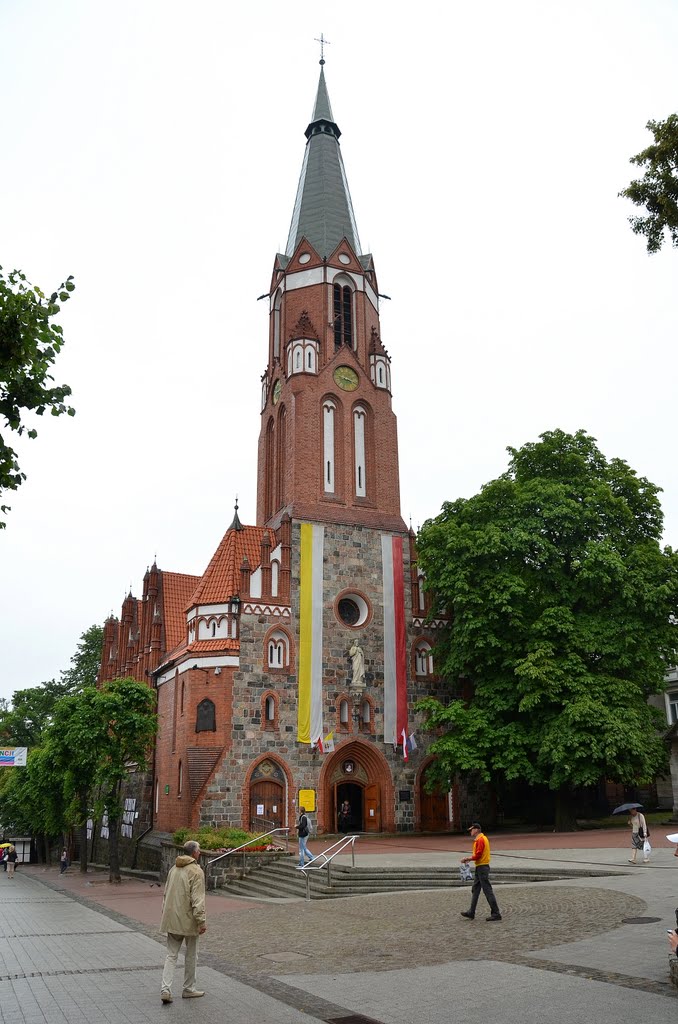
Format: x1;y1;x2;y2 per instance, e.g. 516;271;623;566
612;802;644;815
666;834;678;844
0;843;12;848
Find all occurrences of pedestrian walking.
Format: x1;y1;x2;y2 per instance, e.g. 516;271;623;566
60;848;69;874
628;807;650;864
159;840;207;1004
460;822;502;922
6;845;17;879
296;806;313;868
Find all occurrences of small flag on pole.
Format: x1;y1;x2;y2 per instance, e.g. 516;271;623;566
407;733;417;754
323;732;335;753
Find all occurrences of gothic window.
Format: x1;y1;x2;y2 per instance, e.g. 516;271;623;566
178;760;183;796
353;406;366;497
265;417;275;519
276;405;286;509
273;289;282;360
414;641;433;677
267;630;289;669
360;699;373;733
263;692;278;731
271;559;280;598
339;698;350;732
333;283;353;348
323;399;336;494
210;620;216;637
195;698;216;733
180;679;185;714
418;572;426;612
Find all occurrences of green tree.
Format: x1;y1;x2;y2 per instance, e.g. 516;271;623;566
0;266;75;527
619;113;678;253
50;679;157;880
415;429;678;830
0;625;103;745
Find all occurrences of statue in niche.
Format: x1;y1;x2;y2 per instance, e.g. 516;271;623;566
195;698;216;733
349;642;365;690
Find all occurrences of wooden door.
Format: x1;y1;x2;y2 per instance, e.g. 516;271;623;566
250;780;283;830
419;763;449;832
364;783;380;832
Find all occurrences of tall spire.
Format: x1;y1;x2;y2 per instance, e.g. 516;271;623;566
285;63;362;259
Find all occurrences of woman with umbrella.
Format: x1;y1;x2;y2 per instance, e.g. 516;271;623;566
613;802;649;864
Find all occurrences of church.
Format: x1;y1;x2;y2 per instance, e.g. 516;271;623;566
99;61;472;839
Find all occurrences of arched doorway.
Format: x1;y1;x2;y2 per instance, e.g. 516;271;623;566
419;760;453;832
249;759;286;830
322;741;393;833
336;782;362;832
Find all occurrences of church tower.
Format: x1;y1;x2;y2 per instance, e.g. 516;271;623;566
256;63;405;535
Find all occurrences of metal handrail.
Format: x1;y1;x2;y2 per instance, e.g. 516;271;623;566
205;827;289;883
298;834;359;901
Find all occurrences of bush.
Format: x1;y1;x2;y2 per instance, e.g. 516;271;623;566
172;826;264;851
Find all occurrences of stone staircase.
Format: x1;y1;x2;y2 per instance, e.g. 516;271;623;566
218;857;618;901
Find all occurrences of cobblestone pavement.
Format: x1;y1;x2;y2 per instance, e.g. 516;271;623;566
6;843;678;1024
202;884;645;976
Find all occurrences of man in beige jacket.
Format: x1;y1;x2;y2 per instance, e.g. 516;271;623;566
160;840;207;1003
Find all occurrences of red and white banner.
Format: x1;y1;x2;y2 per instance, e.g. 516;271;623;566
382;534;408;747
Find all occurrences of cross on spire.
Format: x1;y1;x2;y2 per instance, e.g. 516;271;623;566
314;32;330;65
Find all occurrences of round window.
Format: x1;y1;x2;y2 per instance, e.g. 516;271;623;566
335;590;370;628
338;598;360;626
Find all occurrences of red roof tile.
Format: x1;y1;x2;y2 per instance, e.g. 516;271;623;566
162;572;201;651
157;636;240;672
188;525;266;607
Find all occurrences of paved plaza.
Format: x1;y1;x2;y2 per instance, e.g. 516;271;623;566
2;832;678;1023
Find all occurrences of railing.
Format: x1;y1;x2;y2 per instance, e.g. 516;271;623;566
205;827;289;883
298;834;359;901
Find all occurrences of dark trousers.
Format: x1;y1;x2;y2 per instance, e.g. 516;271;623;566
469;864;500;915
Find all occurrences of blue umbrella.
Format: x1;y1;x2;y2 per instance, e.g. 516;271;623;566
612;802;643;814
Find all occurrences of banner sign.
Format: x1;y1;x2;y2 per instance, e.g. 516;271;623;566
0;747;27;767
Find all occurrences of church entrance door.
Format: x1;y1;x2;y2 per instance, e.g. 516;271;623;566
419;761;451;832
249;779;284;831
364;783;380;832
336;782;362;833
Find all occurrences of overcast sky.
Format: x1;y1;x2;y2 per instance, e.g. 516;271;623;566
1;0;677;704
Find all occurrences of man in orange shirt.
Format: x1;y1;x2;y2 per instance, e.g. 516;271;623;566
460;822;502;922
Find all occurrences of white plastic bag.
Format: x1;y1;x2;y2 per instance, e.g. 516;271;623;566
643;839;652;857
459;863;473;882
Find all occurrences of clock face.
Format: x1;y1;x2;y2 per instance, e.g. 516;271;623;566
333;365;359;392
272;379;282;404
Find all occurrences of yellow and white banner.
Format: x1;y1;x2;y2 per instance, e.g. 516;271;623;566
297;523;324;745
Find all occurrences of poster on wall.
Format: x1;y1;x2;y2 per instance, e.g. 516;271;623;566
0;747;27;766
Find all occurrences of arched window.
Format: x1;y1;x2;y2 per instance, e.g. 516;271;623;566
276;405;286;509
333;283;353;348
180;679;185;714
267;630;289;669
195;698;216;733
323;399;336;494
354;406;366;497
211;620;216;637
263;693;278;730
339;698;349;732
271;559;280;597
265;418;275;520
273;289;282;360
360;699;372;733
415;641;433;677
418;573;426;612
178;760;183;796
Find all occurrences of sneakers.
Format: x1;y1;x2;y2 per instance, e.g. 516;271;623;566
460;911;475;919
160;990;172;1004
486;913;502;921
182;990;205;999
